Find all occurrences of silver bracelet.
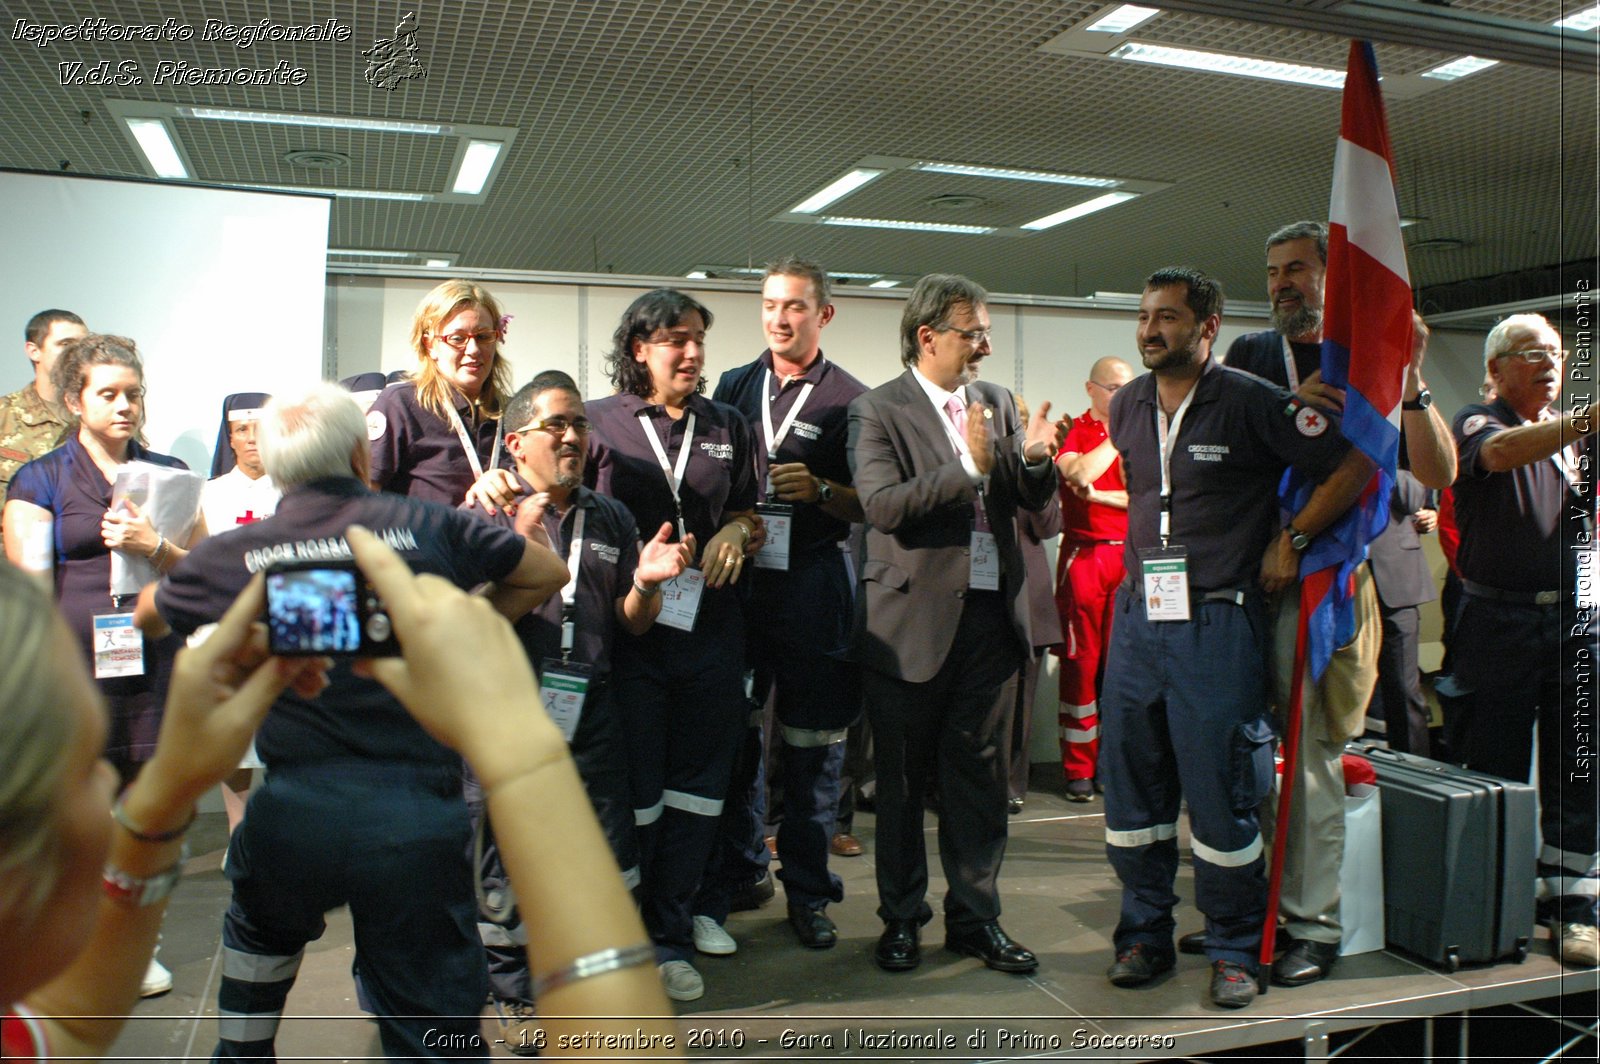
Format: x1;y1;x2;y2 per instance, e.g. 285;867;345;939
632;577;661;599
151;535;170;567
532;942;656;999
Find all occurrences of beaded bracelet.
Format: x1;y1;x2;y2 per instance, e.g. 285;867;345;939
111;795;196;842
531;942;656;999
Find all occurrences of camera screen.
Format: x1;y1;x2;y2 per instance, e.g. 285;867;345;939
266;568;362;654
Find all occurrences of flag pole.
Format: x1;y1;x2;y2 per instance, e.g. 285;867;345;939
1260;578;1315;988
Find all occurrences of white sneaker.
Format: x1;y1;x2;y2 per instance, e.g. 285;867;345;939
1555;922;1599;967
692;915;736;956
658;959;704;1002
140;957;173;998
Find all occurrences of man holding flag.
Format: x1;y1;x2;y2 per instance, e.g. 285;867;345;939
1218;220;1454;988
1233;41;1458;992
1074;266;1373;1009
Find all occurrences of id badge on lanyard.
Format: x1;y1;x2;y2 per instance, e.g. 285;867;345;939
539;658;592;743
1145;384;1197;621
1138;546;1191;621
654;570;705;631
969;530;1000;590
755;371;814;573
754;502;793;571
93;610;145;678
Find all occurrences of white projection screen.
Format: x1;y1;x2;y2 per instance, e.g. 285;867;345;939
0;171;329;473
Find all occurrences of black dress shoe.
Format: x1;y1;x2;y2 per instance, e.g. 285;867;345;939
1210;959;1260;1008
1271;937;1340;987
789;905;838;950
1178;929;1206;955
1106;942;1175;987
945;922;1038;973
875;919;921;971
727;871;775;913
1007;797;1025;815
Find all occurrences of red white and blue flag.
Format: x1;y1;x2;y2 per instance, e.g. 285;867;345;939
1285;40;1412;679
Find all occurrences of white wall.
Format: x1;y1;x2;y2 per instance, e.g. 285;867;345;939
0;172;329;473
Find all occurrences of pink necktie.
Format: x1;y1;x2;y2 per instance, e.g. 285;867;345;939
946;396;990;532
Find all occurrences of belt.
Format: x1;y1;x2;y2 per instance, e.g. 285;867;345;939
1067;538;1124;546
1461;578;1561;606
1197;588;1249;606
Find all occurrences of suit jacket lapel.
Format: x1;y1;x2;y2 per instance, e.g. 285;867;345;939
893;369;962;466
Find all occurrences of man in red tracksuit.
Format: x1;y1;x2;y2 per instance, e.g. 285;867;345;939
1053;356;1133;802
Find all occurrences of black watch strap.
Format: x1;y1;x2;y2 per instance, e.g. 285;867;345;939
1402;389;1432;411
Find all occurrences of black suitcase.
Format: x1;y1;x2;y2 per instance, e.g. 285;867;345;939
1352;744;1536;971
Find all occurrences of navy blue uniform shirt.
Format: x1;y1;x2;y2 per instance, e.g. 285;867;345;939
1225;329;1321;389
1453;397;1593;594
1109;357;1352;592
156;477;527;766
368;382;501;507
584;391;759;550
714;350;866;555
464;478;640;677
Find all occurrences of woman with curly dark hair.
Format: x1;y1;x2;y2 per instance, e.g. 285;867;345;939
583;288;760;1002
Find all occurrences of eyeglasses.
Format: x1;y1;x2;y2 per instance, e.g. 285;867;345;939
941;325;992;345
431;330;500;351
1495;347;1567;364
1088;380;1124;393
510;415;591;437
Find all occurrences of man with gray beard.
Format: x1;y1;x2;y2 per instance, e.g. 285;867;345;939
1215;222;1454;989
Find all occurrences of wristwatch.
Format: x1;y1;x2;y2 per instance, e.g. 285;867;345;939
1285;524;1312;552
814;477;834;503
1402;389;1433;411
103;844;190;906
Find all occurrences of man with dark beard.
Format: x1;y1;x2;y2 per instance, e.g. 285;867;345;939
1066;267;1372;1009
461;370;692;1044
1217;222;1455;989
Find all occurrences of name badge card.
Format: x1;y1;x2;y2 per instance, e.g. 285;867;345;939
539;659;593;743
93;612;145;678
754;502;793;571
969;531;1000;590
1138;546;1191;622
654;570;705;632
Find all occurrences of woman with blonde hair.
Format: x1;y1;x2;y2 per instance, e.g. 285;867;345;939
366;279;522;510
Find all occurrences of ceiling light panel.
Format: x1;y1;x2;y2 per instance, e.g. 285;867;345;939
789;168;887;214
1107;41;1346;88
1556;5;1600;31
1420;55;1501;80
909;162;1122;188
1022;191;1141;230
123;118;189;179
1085;4;1163;34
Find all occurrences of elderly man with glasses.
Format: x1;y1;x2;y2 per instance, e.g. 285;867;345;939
1450;312;1599;968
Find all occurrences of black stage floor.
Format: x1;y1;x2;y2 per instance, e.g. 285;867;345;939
107;769;1597;1062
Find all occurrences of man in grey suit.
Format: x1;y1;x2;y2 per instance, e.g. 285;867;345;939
847;273;1064;973
1366;471;1439;755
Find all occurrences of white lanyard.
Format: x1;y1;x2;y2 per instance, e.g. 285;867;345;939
638;410;696;540
1155;385;1199;545
443;399;501;480
761;370;815;460
1281;335;1303;393
555;505;586;657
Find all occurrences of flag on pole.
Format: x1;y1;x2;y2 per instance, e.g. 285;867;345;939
1283;39;1413;679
